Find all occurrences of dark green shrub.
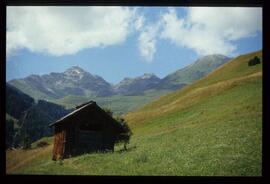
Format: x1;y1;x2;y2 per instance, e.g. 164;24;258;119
103;107;113;117
115;116;133;151
248;56;260;66
103;108;132;151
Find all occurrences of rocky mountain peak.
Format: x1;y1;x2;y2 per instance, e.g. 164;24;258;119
63;66;88;79
199;54;231;62
64;66;86;74
139;73;159;80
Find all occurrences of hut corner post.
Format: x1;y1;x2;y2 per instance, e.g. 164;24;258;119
52;126;66;161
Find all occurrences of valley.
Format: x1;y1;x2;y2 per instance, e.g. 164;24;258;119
6;50;262;176
7;54;231;115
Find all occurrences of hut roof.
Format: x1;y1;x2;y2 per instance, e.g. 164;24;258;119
48;101;123;132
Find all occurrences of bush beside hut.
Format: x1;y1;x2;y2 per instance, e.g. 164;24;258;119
248;56;260;66
103;107;132;151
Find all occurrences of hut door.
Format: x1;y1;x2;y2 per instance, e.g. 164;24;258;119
52;127;66;160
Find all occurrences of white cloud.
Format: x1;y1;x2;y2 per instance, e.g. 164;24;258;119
7;6;136;57
160;7;262;56
7;7;262;61
134;15;144;31
138;24;160;62
188;7;262;41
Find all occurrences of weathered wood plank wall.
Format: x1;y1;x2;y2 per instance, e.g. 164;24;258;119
52;126;66;160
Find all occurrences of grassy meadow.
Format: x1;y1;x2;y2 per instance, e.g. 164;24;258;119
6;50;262;176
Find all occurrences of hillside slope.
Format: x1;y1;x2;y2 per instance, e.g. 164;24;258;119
6;50;262;176
126;50;262;127
6;84;35;119
158;54;231;89
6;84;71;148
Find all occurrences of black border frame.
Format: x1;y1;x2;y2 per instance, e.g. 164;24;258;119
5;0;264;7
1;0;268;184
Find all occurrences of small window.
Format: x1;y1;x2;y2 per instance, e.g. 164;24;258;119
80;122;102;131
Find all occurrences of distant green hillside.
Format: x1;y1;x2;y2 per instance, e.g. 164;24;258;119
159;54;231;89
53;89;171;115
6;50;262;176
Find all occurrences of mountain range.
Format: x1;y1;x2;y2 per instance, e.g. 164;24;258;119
4;53;238;149
8;54;232;101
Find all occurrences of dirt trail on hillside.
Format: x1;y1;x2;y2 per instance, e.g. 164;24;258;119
6;145;52;174
161;71;262;112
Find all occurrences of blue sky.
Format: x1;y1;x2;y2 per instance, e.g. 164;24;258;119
6;7;262;84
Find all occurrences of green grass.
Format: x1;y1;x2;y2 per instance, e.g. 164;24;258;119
138;50;262;111
6;50;262;176
53;95;91;109
31;136;54;149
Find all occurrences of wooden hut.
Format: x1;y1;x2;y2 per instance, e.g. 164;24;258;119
49;101;124;160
